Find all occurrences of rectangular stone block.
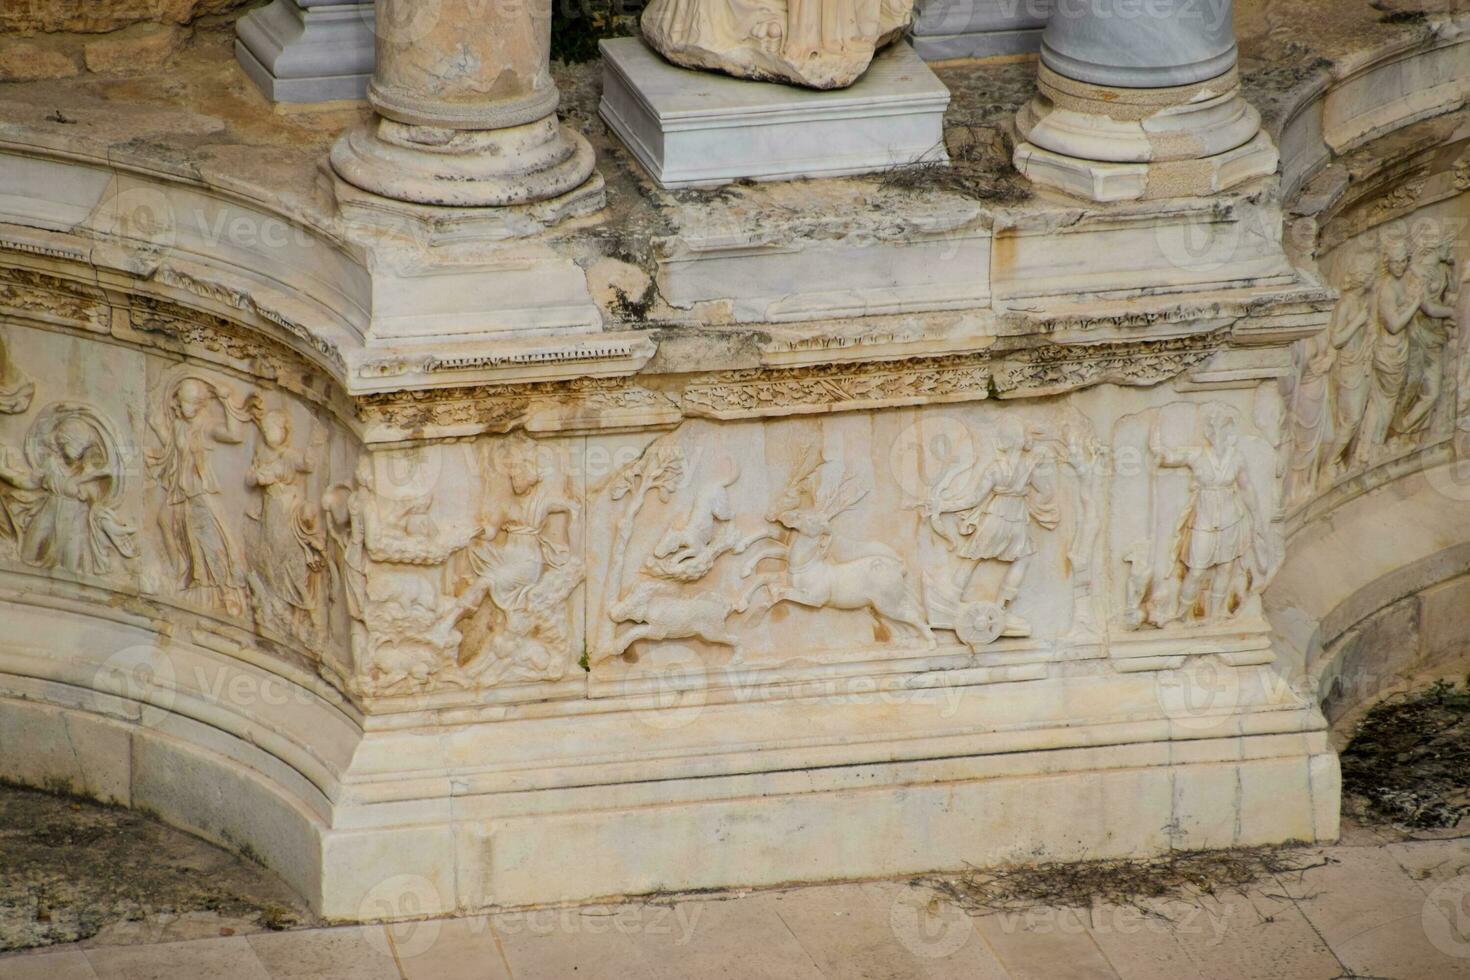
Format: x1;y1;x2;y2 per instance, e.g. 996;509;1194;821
599;38;950;190
911;0;1051;61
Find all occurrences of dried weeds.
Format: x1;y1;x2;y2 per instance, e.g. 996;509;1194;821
1341;679;1470;829
911;844;1325;921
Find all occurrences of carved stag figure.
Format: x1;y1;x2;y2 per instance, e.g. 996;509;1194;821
747;448;935;647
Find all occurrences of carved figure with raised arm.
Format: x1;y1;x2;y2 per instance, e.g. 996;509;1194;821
0;403;137;577
148;375;251;617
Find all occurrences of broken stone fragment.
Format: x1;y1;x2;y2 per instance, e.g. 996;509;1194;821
640;0;916;89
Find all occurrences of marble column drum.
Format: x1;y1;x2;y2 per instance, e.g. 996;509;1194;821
1013;0;1278;202
329;0;601;212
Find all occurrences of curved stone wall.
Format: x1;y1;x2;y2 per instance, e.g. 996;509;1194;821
1269;47;1470;735
0;15;1466;920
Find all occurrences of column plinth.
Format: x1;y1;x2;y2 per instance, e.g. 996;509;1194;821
329;0;601;221
1013;0;1277;202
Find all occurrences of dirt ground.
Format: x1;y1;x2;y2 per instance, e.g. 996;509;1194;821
0;784;314;953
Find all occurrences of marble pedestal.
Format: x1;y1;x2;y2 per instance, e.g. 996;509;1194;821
599;38;950;189
910;0;1051;61
236;0;375;103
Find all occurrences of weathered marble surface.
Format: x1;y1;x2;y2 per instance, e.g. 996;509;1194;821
641;0;916;89
599;38;950;188
0;0;1465;923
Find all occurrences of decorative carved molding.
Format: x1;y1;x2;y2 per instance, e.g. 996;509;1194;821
152;267;346;372
0;267;109;332
682;357;992;419
356;377;679;434
991;332;1229;398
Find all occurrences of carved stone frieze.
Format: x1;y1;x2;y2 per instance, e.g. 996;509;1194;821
355;377;680;436
681;357;992;419
0;266;109;333
1281;215;1464;509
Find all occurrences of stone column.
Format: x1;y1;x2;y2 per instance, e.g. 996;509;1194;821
1013;0;1277;202
330;0;599;213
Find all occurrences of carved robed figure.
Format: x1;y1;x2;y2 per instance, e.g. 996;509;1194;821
641;0;916;88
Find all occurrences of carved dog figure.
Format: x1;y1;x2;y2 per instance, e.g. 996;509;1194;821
600;580;754;662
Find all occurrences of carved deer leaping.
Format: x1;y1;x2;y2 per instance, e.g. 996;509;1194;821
744;448;936;647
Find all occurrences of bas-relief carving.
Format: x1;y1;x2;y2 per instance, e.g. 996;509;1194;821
641;0;915;89
325;437;585;697
245;398;328;651
454;437;583;687
1117;403;1282;631
0;402;138;577
148;371;254;618
1281;216;1466;508
588;408;1108;675
749;445;935;646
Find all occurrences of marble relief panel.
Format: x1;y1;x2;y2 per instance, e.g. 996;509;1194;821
1280;197;1469;510
0;314;359;679
583;402;1111;687
332;434;587;699
0;320;149;590
1110;399;1284;637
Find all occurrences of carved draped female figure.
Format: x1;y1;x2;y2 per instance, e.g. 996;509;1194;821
1322;249;1379;476
641;0;916;89
1358;231;1420;458
1397;219;1460;435
1149;407;1269;624
0;403;137;577
245;401;327;649
147;375;250;617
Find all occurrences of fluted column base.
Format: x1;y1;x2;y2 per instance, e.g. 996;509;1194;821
1014;65;1278;202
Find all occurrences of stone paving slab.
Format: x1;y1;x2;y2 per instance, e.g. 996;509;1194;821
5;837;1470;979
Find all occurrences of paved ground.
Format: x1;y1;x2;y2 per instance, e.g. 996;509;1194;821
3;819;1469;979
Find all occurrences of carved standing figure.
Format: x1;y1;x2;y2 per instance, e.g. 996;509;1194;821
1284;330;1335;504
1357;232;1420;459
1397;219;1460;434
245;400;327;650
323;456;373;665
641;0;915;89
148;376;250;617
923;418;1058;637
1149;407;1268;624
1322;249;1379;475
0;404;137;576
